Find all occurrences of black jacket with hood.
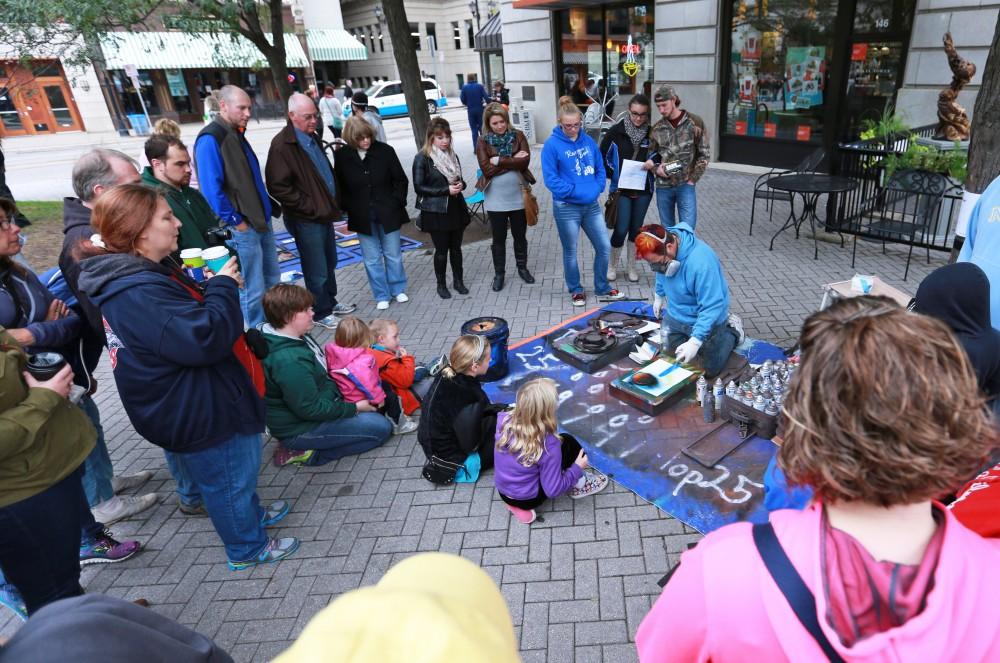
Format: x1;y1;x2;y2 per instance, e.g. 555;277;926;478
913;262;1000;405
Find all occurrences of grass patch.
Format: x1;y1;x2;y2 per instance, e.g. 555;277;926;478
16;200;67;272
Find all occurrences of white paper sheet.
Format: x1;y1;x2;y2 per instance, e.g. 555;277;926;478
617;159;649;191
628;358;693;397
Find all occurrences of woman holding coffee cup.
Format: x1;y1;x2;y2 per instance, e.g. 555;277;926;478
0;325;104;615
76;184;300;571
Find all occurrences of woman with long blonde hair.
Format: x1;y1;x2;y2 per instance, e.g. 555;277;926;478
412;117;469;299
541;97;623;307
493;378;608;523
417;335;499;484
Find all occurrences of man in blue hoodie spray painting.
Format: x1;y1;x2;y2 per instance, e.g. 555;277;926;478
634;223;743;377
542;98;624;306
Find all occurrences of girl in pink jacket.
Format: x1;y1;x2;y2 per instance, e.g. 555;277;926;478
638;296;1000;662
325;317;416;434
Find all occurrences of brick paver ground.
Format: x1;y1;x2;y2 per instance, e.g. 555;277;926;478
0;153;948;661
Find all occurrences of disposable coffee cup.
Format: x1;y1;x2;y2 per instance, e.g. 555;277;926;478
202;246;231;274
180;248;205;268
26;351;67;382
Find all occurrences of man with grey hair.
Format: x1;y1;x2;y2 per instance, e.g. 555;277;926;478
195;84;280;328
265;93;355;328
57;148;159;531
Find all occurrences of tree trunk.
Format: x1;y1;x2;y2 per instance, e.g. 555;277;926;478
950;19;1000;258
239;0;293;102
966;20;1000;195
382;0;430;150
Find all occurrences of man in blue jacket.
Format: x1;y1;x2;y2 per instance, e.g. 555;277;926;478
634;223;743;377
958;174;1000;331
194;85;280;328
459;74;490;148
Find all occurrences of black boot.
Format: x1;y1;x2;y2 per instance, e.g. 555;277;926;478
453;278;469;295
515;247;535;284
492;273;505;291
437;282;452;299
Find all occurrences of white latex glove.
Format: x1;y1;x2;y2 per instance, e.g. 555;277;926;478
674;337;703;364
653;295;666;318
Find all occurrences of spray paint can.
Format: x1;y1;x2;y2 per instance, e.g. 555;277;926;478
726;380;738;398
702;390;715;423
753;394;767;411
713;378;724;410
765;401;780;417
696;375;707;404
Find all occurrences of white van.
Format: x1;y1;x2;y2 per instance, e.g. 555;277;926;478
344;78;447;119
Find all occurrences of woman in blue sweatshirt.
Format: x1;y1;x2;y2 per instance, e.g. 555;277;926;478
541;97;623;307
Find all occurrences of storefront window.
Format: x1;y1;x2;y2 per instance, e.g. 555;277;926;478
557;3;654;121
724;0;837;142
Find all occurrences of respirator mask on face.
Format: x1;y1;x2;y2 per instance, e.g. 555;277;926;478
640;230;681;277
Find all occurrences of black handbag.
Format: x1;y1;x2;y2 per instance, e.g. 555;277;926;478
422;455;463;485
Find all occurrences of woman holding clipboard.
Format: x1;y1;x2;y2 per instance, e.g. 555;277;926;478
600;94;653;283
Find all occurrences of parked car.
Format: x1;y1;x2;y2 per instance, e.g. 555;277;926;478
343;78;447;119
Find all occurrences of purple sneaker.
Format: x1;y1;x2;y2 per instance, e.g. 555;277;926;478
80;529;142;565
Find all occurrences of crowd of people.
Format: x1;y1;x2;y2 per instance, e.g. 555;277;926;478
3;77;1000;661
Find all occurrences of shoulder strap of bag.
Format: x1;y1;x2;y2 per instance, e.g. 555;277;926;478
752;522;847;663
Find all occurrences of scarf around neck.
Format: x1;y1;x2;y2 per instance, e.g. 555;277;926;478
429;146;462;184
486;130;516;157
623;118;650;149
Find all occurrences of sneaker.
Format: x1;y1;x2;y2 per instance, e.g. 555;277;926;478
228;536;300;571
80;529;142;565
91;493;159;525
505;503;537;524
602;289;625;300
376;300;390;310
570;469;610;499
728;312;746;345
111;470;154;494
392;414;419;435
178;501;207;516
395;293;409;303
427;354;447;377
332;302;357;315
261;500;291;527
273;445;315;467
313;314;339;330
571;292;586;307
0;583;27;621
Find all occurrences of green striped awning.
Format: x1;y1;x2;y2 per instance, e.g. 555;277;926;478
306;29;368;62
99;31;310;70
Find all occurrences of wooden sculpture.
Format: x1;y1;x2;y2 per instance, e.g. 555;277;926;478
936;32;976;141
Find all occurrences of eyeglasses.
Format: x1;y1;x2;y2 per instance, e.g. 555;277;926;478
629;111;649;118
0;218;11;232
561;122;582;130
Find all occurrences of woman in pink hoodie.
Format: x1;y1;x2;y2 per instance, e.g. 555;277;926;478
637;296;1000;662
325;317;416;434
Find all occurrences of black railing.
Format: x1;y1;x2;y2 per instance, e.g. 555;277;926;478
831;124;964;253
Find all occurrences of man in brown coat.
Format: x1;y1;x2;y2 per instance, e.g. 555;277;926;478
266;93;355;327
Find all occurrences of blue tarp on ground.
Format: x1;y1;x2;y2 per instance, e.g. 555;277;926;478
482;302;781;535
275;228;423;282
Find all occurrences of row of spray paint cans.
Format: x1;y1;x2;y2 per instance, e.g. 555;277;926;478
695;358;798;423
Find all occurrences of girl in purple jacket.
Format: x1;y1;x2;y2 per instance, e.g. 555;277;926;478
493;378;608;523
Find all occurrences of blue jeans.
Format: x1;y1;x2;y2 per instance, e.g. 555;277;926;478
655;183;698;229
282;413;393;466
552;200;611;295
171;433;268;562
163;450;203;509
78;395;113;507
285;217;340;319
226;222;281;329
611;192;654;247
357;222;407;302
0;467;86;615
468;112;483;148
663;313;737;377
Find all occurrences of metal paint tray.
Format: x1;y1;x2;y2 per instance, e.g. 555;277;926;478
608;357;702;415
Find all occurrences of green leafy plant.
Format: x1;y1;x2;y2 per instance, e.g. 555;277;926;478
883;139;968;182
859;105;910;145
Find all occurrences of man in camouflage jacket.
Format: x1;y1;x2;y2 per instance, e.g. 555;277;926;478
642;84;710;229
